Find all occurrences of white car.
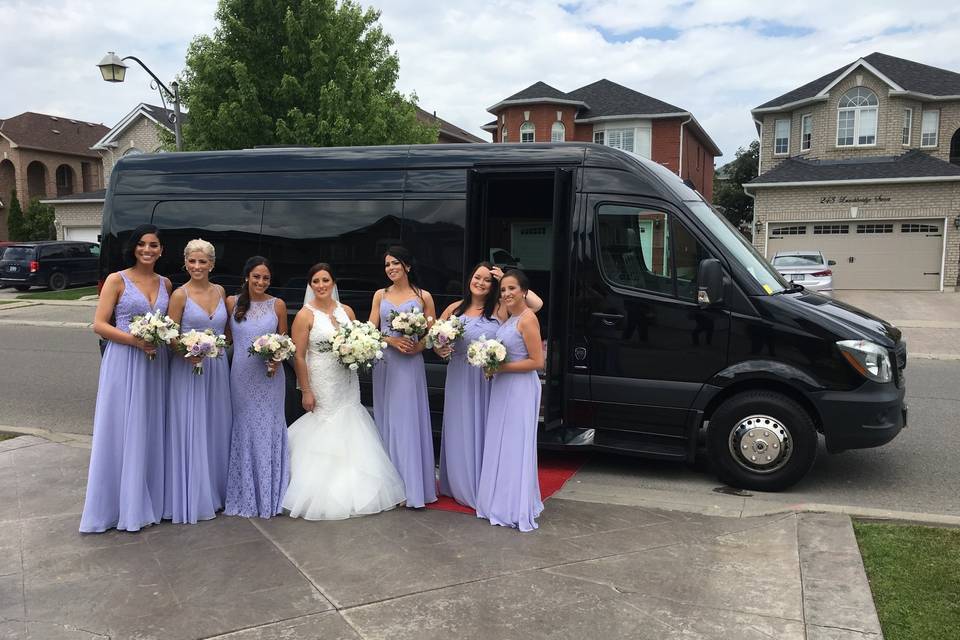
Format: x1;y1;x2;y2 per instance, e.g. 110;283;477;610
771;251;836;295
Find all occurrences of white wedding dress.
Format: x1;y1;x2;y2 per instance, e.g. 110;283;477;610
282;303;406;520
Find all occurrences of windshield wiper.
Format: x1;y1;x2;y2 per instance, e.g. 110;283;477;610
772;282;805;295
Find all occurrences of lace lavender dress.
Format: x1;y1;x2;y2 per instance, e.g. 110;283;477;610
224;298;290;518
80;272;169;533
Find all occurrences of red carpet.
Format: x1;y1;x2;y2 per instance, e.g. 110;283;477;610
427;451;586;515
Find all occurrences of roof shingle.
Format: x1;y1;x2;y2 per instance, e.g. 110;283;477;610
748;150;960;185
0;112;108;157
568;79;684;118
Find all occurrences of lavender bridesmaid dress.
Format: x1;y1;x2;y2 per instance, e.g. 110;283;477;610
80;272;169;533
164;295;232;524
438;313;500;508
224;298;289;518
372;296;437;508
476;312;544;532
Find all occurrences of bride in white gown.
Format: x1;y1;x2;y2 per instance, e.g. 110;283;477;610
283;263;405;519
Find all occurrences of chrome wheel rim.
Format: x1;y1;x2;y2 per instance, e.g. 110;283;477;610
728;414;793;474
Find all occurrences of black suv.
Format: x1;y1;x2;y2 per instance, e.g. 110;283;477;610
0;241;100;291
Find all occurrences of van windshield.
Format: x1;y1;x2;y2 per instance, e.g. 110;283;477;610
685;201;786;294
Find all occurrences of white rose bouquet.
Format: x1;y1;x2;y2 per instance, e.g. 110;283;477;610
389;307;429;341
425;315;466;360
248;333;296;377
466;335;508;380
128;310;180;361
331;320;387;374
175;329;228;375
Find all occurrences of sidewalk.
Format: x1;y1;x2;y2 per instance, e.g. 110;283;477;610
0;434;882;640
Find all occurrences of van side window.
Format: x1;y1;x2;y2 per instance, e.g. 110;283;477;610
672;220;710;301
597;205;673;296
40;245;66;259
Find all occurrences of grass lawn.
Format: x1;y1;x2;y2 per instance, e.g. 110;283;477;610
854;521;960;640
0;433;17;442
17;286;98;301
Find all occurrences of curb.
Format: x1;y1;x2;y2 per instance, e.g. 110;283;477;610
0;319;92;329
0;425;92;449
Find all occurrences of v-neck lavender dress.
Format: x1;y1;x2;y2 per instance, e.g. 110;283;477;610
476;312;544;532
372;296;437;508
163;294;232;524
224;298;289;518
438;313;500;509
80;271;169;533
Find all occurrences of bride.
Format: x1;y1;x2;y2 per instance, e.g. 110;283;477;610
282;262;405;519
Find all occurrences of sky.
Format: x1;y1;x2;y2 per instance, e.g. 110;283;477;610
3;0;960;164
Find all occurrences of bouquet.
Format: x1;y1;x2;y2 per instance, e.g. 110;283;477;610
128;310;180;361
466;335;508;380
425;315;465;359
175;329;228;375
389;307;429;341
331;320;387;374
248;333;296;377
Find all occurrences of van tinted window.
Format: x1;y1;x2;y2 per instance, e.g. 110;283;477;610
40;245;66;259
3;247;34;261
597;205;673;296
401;199;465;304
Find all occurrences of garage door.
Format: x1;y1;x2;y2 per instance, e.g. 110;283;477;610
64;226;100;242
767;219;943;290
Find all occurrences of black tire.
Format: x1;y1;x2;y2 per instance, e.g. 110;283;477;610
48;272;68;291
14;285;30;292
707;390;817;492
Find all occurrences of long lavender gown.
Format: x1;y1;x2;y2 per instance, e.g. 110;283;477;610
224;298;289;518
80;272;169;533
438;313;500;508
164;295;232;524
373;297;437;507
476;312;544;532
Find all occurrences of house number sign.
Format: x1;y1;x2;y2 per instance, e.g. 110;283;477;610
818;195;891;205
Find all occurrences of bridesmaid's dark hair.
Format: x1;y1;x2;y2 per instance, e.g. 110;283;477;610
500;268;531;293
455;261;498;319
123;224;161;266
383;245;422;301
234;256;271;322
307;262;335;283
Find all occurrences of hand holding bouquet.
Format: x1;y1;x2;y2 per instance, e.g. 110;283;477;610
331;320;387;374
425;315;465;359
389;307;429;341
128;310;180;360
248;333;296;377
176;329;228;375
466;335;508;380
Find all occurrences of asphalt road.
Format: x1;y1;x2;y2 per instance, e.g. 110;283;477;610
1;323;958;516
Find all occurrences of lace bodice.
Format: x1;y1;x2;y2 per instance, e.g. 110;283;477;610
305;303;360;412
116;271;169;331
451;314;500;364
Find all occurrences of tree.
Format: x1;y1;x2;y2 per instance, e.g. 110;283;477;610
6;188;27;241
177;0;437;150
713;140;759;231
24;199;56;241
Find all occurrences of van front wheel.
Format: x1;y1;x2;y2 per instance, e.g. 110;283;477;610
707;391;817;492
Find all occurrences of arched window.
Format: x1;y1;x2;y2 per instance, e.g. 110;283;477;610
123;147;144;156
551;121;565;142
501;125;508;143
837;87;878;146
520;122;535;143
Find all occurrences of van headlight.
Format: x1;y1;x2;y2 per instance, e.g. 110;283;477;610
837;340;892;383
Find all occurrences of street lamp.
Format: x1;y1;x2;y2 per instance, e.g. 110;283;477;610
97;52;183;151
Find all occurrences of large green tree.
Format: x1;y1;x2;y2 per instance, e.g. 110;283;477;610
6;189;27;241
713;140;759;231
177;0;437;150
24;199;56;241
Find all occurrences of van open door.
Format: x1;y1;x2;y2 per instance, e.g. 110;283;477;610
542;168;574;430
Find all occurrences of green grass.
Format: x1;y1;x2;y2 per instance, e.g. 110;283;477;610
0;433;17;442
854;521;960;640
16;286;97;300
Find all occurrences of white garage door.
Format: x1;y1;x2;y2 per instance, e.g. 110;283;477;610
64;226;100;242
767;219;944;290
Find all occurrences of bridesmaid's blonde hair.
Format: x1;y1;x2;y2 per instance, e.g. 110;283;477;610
183;238;215;262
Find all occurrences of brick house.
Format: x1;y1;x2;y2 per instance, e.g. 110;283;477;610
0;112;108;240
746;52;960;291
481;79;721;200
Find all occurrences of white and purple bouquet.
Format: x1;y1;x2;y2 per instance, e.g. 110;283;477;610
389;307;429;341
466;335;508;380
176;329;228;375
128;310;180;361
331;320;387;374
425;315;466;359
248;333;296;377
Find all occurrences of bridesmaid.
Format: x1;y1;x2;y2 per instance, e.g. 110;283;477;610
80;225;172;533
164;238;232;524
476;269;545;532
224;256;290;518
434;263;542;509
369;245;438;508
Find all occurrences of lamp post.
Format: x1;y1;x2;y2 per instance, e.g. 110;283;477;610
97;52;183;151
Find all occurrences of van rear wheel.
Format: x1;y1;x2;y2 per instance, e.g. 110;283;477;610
48;272;68;291
707;391;817;492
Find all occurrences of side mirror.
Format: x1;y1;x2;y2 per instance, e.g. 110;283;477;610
697;258;725;309
827;259;837;266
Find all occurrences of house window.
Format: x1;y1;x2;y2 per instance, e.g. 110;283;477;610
902;109;912;145
856;223;894;234
837;87;878;146
771;225;806;236
921;110;939;147
605;128;635;153
55;165;73;196
501;125;508;143
774;119;790;155
593;131;604;145
551;121;565;142
800;114;812;151
520;122;535;143
813;224;849;234
901;223;939;233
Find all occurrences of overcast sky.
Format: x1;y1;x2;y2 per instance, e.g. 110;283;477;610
4;0;960;163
